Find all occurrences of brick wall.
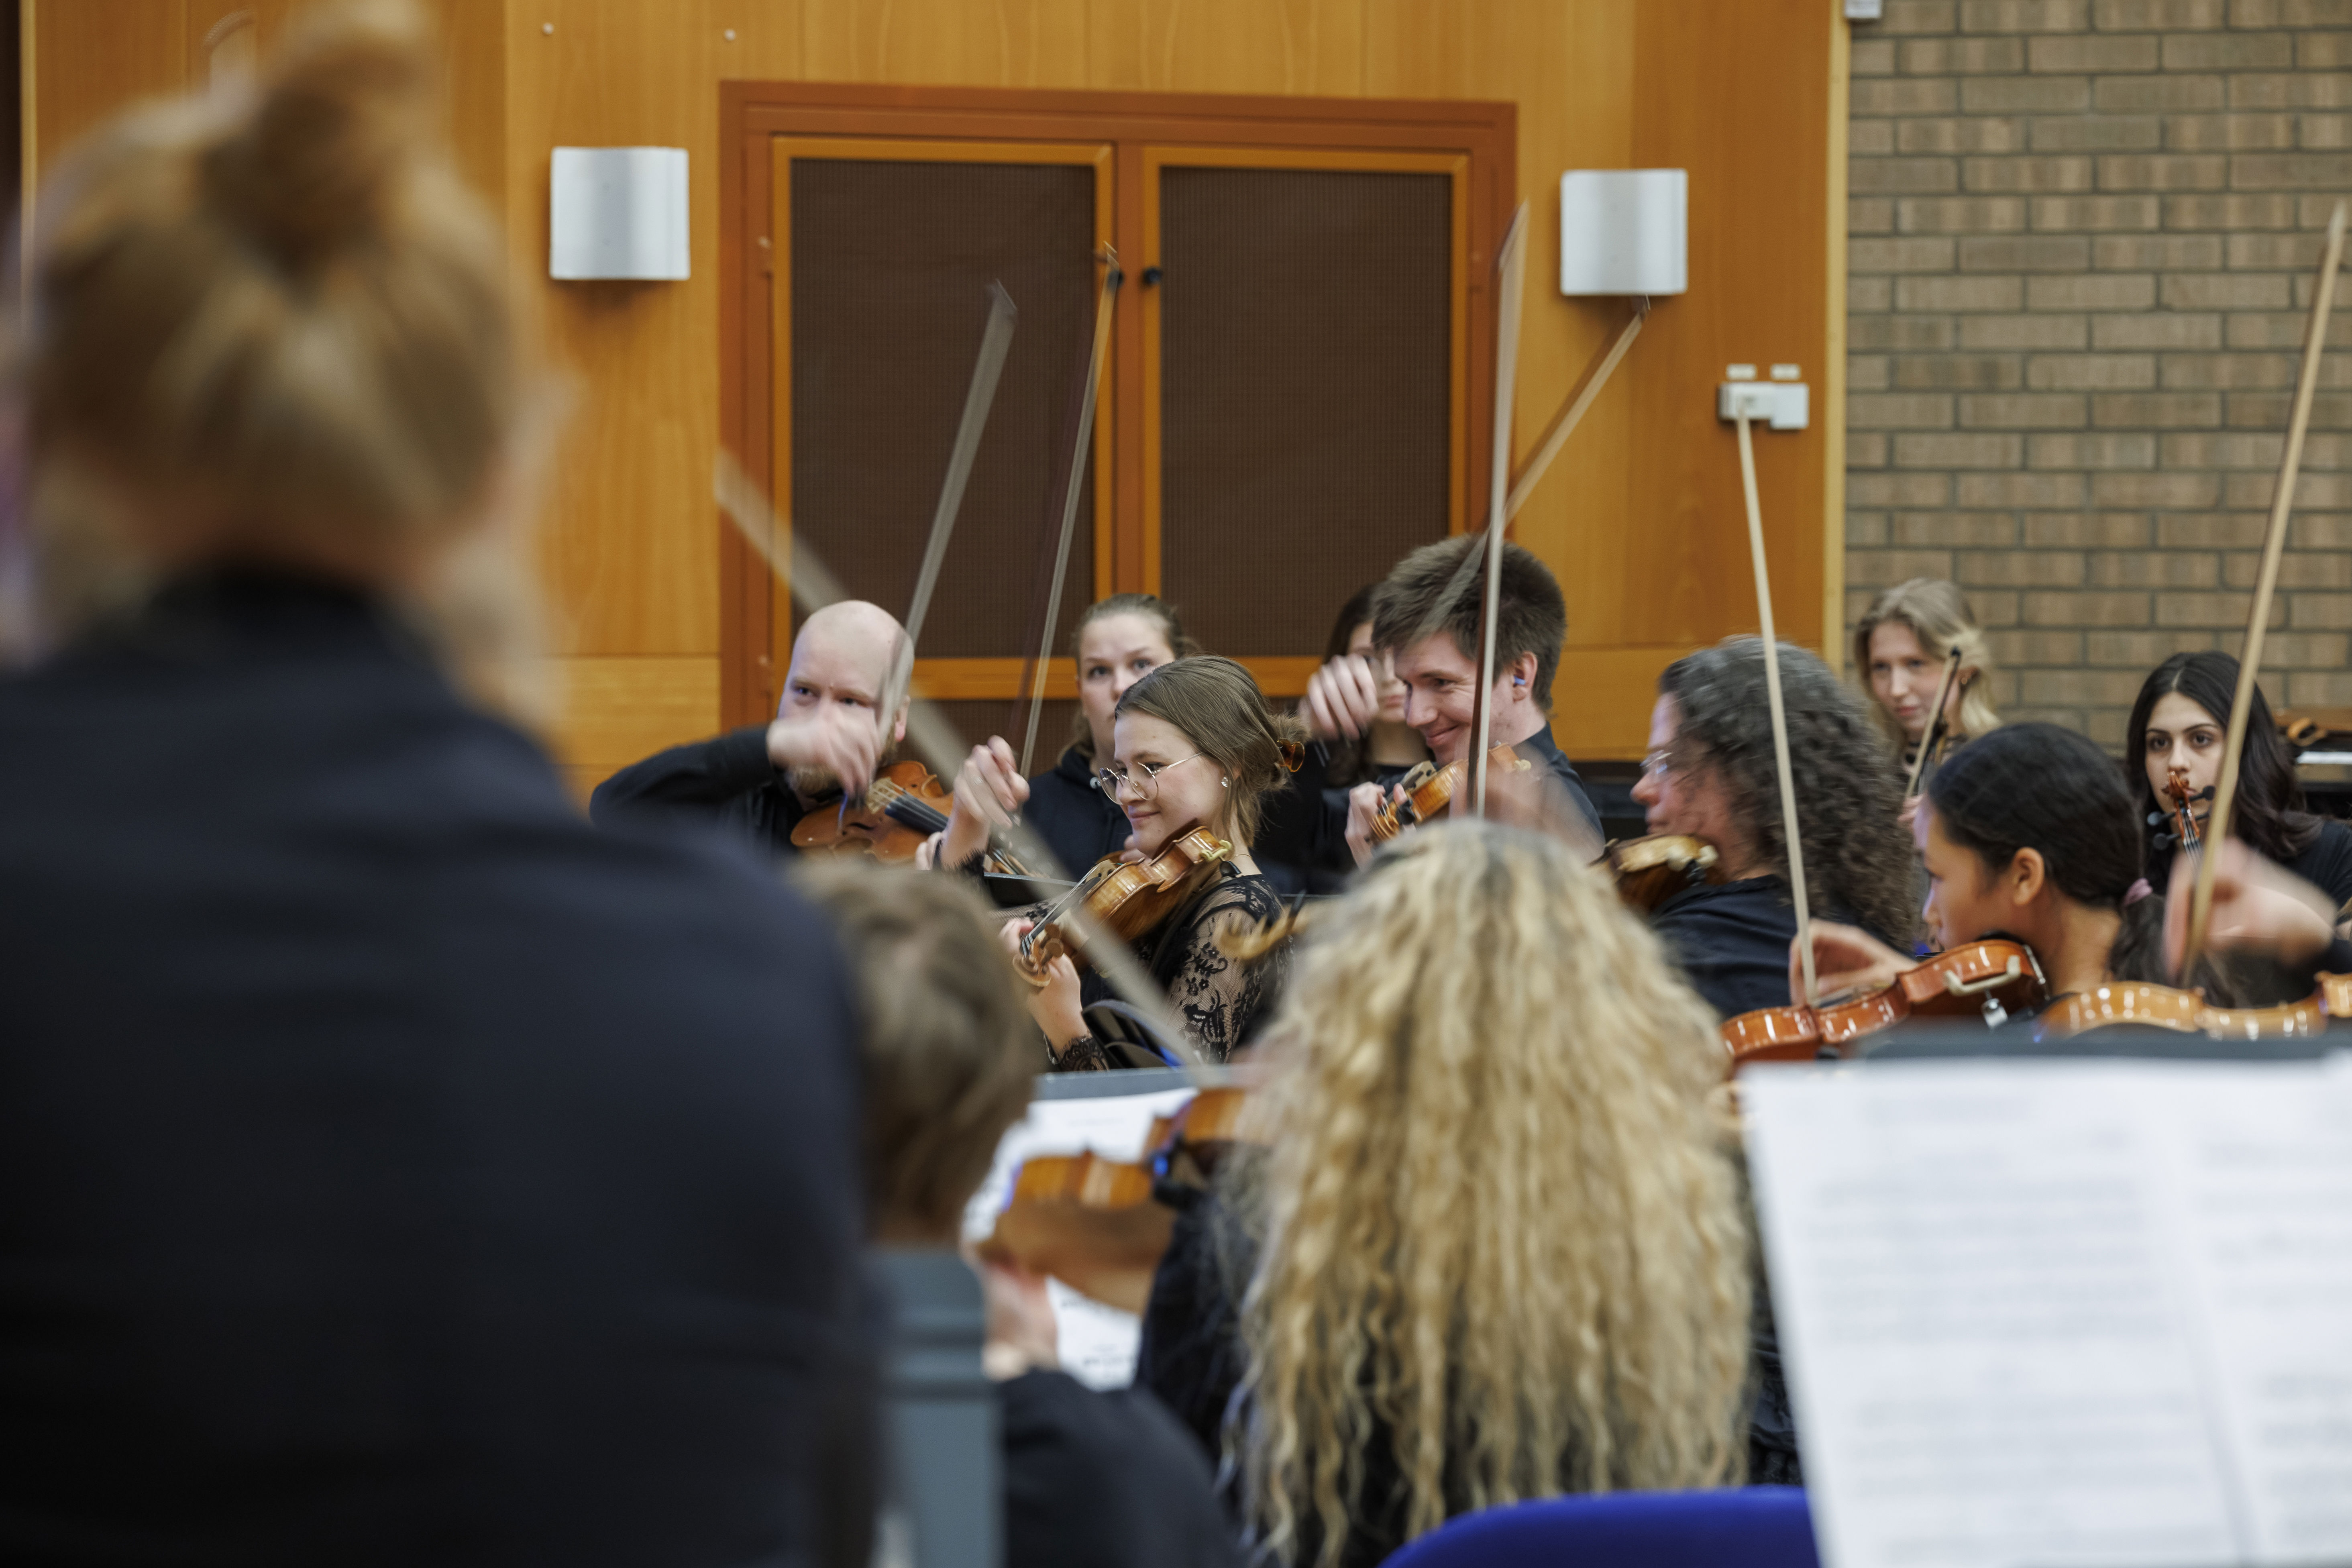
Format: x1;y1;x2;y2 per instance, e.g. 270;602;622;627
1845;0;2352;746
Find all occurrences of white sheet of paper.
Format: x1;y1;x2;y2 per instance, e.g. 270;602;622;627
1745;1060;2264;1568
962;1086;1198;1390
2140;1056;2352;1565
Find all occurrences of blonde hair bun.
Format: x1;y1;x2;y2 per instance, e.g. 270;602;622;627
204;0;438;269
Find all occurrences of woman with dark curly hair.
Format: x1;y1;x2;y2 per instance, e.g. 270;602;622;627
1630;638;1918;1017
2126;651;2352;911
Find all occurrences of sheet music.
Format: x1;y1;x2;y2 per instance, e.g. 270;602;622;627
962;1085;1196;1389
1744;1060;2263;1568
2142;1056;2352;1565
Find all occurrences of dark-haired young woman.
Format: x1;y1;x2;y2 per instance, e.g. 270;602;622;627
934;594;1196;885
1800;722;2313;1016
2127;651;2352;911
1629;639;1919;1018
999;656;1305;1069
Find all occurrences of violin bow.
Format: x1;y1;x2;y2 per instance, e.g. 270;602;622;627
2181;198;2348;975
885;281;1018;730
1502;296;1649;522
717;450;1204;1066
1902;644;1965;804
1731;402;1821;1009
1017;245;1123;778
1469;204;1531;817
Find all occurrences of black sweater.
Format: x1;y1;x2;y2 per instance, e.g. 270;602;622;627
589;723;813;856
1022;745;1132;879
0;573;875;1567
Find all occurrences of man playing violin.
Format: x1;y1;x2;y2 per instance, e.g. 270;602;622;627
1329;537;1602;865
590;599;905;856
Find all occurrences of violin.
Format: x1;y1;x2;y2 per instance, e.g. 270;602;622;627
790;760;949;862
1017;824;1232;984
791;759;1041;877
1722;938;2050;1066
2029;981;2207;1042
2147;765;2210;854
1606;834;1725;913
1367;745;1531;844
976;1082;1263;1311
2033;979;2342;1044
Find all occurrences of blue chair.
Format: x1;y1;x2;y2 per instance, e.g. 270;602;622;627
1381;1486;1817;1568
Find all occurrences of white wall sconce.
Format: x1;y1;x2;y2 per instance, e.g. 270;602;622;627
550;147;691;281
1557;169;1687;297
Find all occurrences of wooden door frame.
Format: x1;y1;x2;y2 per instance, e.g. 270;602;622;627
718;81;1516;731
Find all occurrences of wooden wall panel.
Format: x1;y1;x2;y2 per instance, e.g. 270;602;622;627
1088;0;1360;95
802;0;1088;88
546;655;721;770
511;2;779;664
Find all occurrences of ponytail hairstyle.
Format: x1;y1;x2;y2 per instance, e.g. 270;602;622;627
1064;593;1202;761
2125;652;2321;879
16;0;545;711
1852;579;2002;749
1115;655;1307;847
1927;722;2184;985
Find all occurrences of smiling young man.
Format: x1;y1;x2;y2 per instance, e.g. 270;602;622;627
1331;536;1601;865
590;599;906;857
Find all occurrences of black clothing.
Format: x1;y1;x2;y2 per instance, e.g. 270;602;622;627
1651;877;1818;1020
1255;744;1416;892
1000;1370;1237;1568
1023;746;1132;880
2289;820;2352;908
1133;1188;1249;1465
0;572;875;1567
1056;865;1289;1069
2149;815;2352;914
589;723;813;856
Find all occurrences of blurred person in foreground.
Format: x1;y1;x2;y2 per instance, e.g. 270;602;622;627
794;859;1237;1568
0;4;874;1564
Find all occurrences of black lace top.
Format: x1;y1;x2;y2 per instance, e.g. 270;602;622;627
1054;864;1289;1071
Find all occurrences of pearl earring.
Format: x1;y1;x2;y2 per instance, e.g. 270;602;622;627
1221;777;1230;788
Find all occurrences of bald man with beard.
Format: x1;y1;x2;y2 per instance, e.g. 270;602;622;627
591;601;909;858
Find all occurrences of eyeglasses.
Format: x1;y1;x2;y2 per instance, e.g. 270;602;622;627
1095;752;1208;800
1641;749;1674;780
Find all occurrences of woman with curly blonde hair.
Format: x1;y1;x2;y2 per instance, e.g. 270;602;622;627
1135;821;1755;1568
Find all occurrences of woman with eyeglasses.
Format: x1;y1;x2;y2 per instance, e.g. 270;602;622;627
999;657;1308;1069
931;594;1199;893
1628;640;1919;1018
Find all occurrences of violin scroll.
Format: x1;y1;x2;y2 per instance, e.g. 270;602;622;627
1606;834;1725;913
1368;746;1531;844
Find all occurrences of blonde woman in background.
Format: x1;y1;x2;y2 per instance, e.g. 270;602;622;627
1135;822;1758;1568
1853;578;2002;821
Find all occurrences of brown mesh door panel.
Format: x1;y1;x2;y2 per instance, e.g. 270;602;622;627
1155;163;1454;657
786;153;1101;661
